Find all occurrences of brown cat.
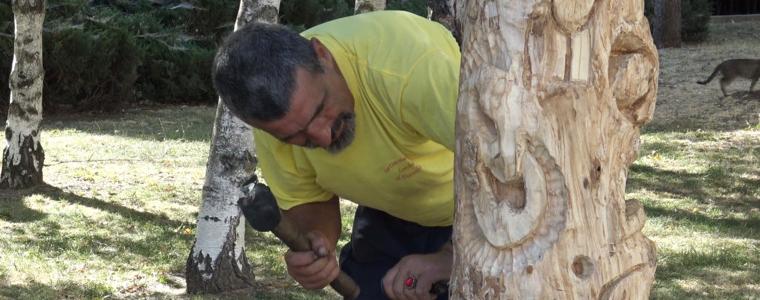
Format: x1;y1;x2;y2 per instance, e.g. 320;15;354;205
697;59;760;97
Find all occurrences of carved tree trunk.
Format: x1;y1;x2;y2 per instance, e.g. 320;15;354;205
451;0;658;298
185;0;280;294
354;0;385;14
653;0;681;48
1;0;45;190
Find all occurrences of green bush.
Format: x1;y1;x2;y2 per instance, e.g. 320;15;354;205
136;42;216;105
43;25;140;113
645;0;712;43
0;0;12;112
0;0;437;116
280;0;353;31
387;0;427;17
186;0;238;45
681;0;711;42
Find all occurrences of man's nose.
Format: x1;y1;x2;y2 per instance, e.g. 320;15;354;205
306;122;332;148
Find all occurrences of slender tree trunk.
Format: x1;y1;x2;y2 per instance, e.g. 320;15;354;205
185;0;280;294
354;0;385;14
1;0;45;190
451;0;658;298
653;0;681;48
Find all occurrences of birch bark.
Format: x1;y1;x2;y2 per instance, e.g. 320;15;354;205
185;0;280;294
355;0;386;14
1;0;46;190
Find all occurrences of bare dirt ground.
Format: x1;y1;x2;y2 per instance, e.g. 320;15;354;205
650;20;760;132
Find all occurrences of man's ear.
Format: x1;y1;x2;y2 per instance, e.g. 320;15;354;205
310;38;333;68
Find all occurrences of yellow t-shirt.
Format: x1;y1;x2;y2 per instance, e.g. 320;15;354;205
254;11;460;226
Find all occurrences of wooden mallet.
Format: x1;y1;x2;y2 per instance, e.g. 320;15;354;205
238;180;361;300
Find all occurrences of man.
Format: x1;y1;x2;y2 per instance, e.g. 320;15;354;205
212;10;460;300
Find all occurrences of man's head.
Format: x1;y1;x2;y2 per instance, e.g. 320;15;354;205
213;23;356;153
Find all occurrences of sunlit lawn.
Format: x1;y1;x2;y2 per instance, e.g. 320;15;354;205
630;129;760;299
0;106;352;299
0;101;757;299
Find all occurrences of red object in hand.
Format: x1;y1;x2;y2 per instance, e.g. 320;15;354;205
404;276;416;288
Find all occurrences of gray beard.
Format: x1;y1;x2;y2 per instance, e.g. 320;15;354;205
326;112;355;154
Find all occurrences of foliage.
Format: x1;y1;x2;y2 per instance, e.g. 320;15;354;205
43;25;139;113
386;0;427;17
681;0;712;42
278;0;428;31
0;0;14;112
280;0;353;31
0;0;436;115
645;0;713;43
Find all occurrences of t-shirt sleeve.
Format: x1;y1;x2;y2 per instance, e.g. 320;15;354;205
400;50;460;152
253;129;334;210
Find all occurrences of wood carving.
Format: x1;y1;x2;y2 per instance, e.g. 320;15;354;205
451;0;658;298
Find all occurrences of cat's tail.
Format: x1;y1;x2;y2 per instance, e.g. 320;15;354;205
697;66;721;85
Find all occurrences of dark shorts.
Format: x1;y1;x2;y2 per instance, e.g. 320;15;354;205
339;206;452;300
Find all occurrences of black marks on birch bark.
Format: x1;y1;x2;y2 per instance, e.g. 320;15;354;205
1;133;44;189
186;215;254;294
11;0;45;13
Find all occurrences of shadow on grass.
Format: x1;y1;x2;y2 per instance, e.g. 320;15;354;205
652;244;760;299
0;280;112;300
644;205;759;240
629;164;760;210
0;183;190;228
0;190;47;222
43;105;216;143
1;183;195;262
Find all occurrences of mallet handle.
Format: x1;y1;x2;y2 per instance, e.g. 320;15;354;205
272;213;361;300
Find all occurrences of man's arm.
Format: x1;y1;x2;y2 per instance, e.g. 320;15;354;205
281;196;343;290
283;195;342;247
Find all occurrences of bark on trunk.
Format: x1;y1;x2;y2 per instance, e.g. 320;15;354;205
1;0;46;190
185;0;280;294
354;0;385;14
451;0;658;298
653;0;681;48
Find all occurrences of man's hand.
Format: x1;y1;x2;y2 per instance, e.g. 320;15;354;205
284;230;341;290
381;242;453;300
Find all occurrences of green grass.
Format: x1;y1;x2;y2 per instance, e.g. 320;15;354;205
1;105;757;299
0;106;354;299
629;130;760;299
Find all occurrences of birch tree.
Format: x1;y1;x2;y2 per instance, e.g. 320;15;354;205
1;0;45;190
354;0;385;14
450;0;659;298
185;0;280;294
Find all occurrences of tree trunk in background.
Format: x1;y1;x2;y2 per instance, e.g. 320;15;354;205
451;0;658;298
354;0;385;14
653;0;681;48
185;0;280;294
427;0;460;45
1;0;46;190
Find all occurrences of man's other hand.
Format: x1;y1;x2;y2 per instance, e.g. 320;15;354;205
381;246;452;300
284;230;340;290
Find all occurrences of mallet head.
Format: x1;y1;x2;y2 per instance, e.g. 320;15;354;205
238;182;281;232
